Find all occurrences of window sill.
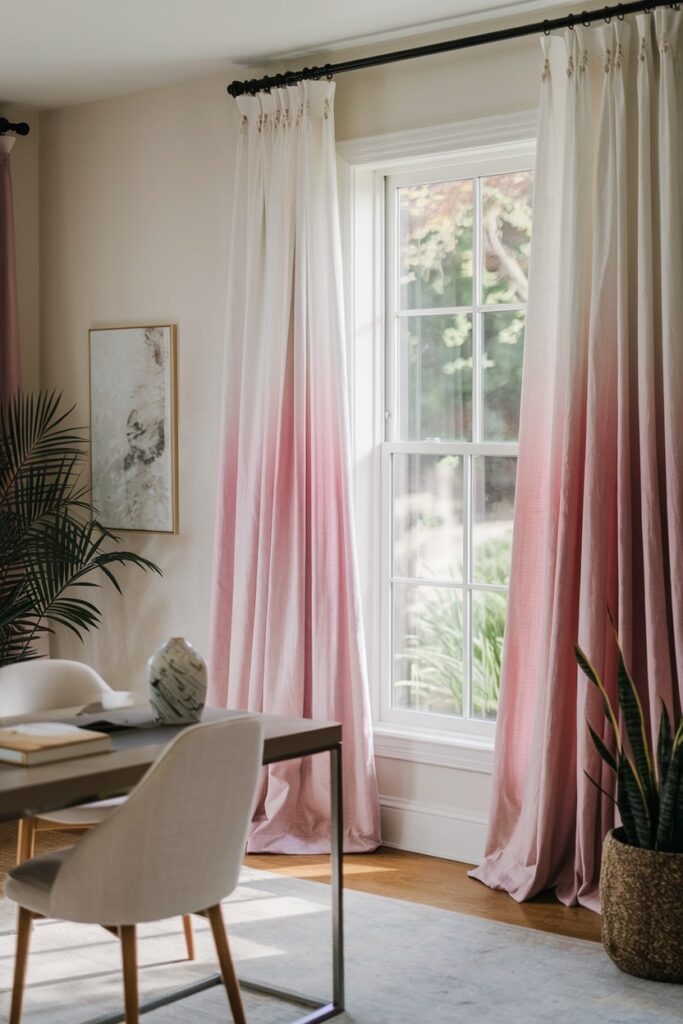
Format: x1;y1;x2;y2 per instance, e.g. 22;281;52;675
372;724;495;774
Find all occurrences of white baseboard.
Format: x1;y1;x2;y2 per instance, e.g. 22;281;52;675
379;795;488;865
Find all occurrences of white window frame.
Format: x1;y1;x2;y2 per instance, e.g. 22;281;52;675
338;111;536;767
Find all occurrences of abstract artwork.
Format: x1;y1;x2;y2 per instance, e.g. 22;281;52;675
89;324;178;533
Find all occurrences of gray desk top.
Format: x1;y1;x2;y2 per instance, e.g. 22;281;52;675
0;706;341;823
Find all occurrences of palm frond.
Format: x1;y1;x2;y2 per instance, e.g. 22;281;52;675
0;390;162;668
0;391;86;502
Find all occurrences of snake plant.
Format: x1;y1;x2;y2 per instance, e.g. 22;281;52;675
576;634;683;853
0;390;161;667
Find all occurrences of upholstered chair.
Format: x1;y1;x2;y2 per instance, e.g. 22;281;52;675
0;659;195;957
6;714;264;1024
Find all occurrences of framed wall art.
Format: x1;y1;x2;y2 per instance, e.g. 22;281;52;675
89;324;178;533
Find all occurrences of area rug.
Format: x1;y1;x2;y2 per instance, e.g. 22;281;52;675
1;863;681;1024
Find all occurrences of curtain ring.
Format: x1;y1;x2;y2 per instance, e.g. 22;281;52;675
567;12;575;29
616;4;625;19
323;63;334;81
543;19;551;34
603;6;612;23
582;10;592;26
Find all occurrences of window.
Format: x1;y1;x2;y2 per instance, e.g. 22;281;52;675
380;155;533;738
339;113;536;751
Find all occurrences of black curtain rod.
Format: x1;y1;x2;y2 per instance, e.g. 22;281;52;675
227;0;677;97
0;117;30;136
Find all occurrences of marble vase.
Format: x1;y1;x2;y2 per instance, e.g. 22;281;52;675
147;637;207;725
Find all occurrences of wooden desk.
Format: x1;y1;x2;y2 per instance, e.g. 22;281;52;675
0;707;344;1024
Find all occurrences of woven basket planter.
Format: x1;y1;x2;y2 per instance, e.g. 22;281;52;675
601;828;683;982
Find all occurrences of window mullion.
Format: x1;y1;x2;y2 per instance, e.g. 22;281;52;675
465;176;482;722
385;178;397;442
473;173;483;446
380;442;393;723
463;452;473;723
397;305;475;317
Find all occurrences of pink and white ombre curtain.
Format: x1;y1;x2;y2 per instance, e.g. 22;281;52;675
0;136;21;405
209;82;380;853
472;10;683;910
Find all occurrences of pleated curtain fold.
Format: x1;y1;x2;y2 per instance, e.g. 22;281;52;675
209;82;380;853
472;10;683;910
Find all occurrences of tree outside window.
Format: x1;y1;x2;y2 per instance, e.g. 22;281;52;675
388;168;533;724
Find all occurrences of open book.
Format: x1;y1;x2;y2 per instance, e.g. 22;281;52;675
0;722;112;766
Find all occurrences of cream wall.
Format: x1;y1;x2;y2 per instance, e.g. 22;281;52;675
330;34;541;140
38;71;243;692
28;11;553;860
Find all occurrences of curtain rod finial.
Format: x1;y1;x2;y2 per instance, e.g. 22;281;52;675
0;117;30;136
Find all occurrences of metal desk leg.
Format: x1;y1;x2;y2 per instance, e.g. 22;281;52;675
81;742;346;1024
240;741;345;1024
330;742;344;1012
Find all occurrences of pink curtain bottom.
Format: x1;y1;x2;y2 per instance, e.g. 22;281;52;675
247;825;379;855
469;856;600;912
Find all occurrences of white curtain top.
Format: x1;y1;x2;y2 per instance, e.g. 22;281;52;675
540;7;680;79
235;80;334;131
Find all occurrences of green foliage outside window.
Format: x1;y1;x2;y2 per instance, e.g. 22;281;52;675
398;172;532;444
392;169;532;721
395;534;512;721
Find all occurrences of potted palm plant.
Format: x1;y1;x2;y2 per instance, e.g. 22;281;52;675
0;391;160;666
575;635;683;982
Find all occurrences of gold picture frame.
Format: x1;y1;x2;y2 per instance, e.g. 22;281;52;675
89;324;179;534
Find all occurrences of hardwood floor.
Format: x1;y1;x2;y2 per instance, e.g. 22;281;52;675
245;847;602;944
0;822;600;944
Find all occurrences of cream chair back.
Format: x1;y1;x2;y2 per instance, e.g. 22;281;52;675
0;659;125;717
50;715;264;925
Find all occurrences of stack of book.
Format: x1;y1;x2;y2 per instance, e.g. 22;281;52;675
0;722;112;766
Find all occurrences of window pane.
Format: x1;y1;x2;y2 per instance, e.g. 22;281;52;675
398;314;473;441
398;180;473;310
393;453;464;581
473;456;516;585
481;171;533;306
482;310;525;441
392;583;464;716
471;589;507;720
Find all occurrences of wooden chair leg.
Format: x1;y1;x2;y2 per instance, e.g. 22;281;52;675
10;907;33;1024
206;904;246;1024
16;819;36;864
182;914;195;960
119;925;139;1024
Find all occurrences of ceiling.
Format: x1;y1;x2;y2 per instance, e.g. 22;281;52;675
0;0;568;109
